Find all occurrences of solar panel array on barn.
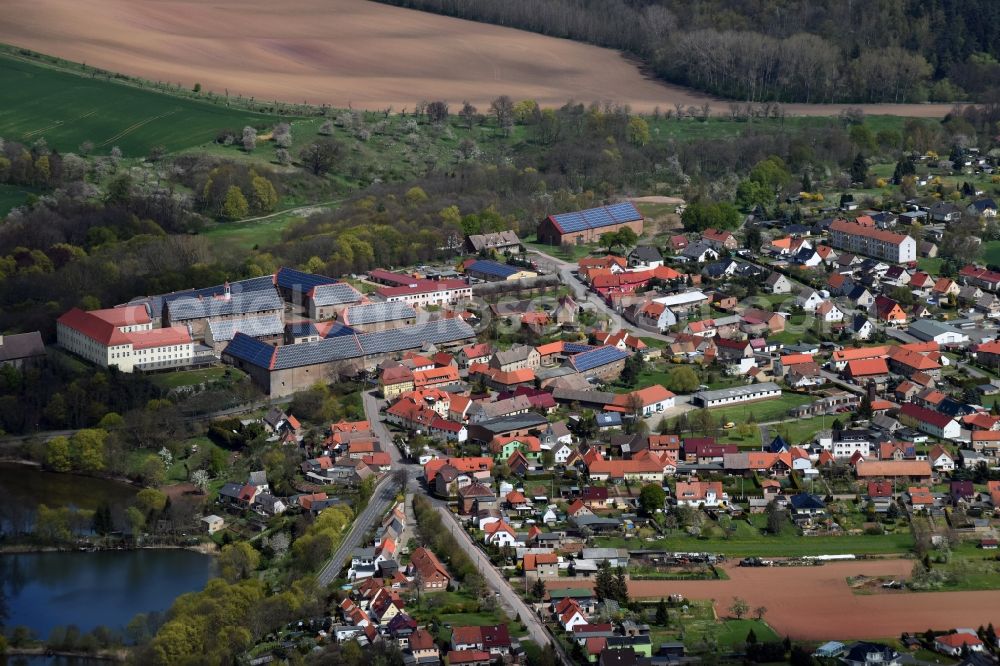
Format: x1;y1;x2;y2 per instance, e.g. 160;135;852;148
549;202;642;233
311;282;364;307
467;260;520;278
224;318;475;370
275;267;338;294
344;302;416;326
568;345;629;372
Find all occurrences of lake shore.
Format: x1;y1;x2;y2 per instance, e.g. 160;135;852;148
4;645;129;662
0;541;217;555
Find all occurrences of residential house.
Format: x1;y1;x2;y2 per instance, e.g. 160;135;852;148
409;547;452;591
675;481;727;508
899;403;961;439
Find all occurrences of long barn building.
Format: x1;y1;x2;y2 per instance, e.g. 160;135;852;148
223;318;476;397
537;202;643;246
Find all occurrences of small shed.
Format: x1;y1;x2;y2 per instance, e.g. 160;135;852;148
201;514;225;534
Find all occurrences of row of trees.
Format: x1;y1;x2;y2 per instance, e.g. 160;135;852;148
412;494;487;597
377;0;1000;102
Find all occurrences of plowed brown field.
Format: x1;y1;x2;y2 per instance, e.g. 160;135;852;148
547;560;1000;639
0;0;959;116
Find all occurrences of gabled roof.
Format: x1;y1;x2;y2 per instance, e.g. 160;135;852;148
548;202;642;234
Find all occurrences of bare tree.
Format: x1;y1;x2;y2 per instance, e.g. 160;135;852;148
426;101;449;124
459;101;478;129
490;95;515;135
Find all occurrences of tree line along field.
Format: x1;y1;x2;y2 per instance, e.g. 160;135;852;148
0;52;276;156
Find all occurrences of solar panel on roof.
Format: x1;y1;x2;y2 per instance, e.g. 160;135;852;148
570;345;628;372
345;302;416;326
311;283;363;307
276;267;338;293
209;314;284;342
551;203;641;233
224;333;275;368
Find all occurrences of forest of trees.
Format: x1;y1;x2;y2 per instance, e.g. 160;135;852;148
377;0;1000;103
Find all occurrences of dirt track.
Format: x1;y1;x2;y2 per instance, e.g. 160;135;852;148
548;560;1000;639
0;0;960;117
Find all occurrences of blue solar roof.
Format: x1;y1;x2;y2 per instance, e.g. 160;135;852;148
225;333;276;368
276;267;338;293
161;275;275;304
310;282;363;307
286;321;320;338
467;260;520;278
562;343;596;354
569;345;629;372
550;202;641;234
224;319;475;370
324;322;356;338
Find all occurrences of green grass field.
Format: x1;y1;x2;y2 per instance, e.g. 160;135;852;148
602;518;914;558
981;240;1000;266
767;414;836;446
0;52;277;156
149;366;244;390
707;393;813;425
200;206;331;250
645;600;779;652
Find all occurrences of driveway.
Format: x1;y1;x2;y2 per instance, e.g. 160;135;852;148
527;248;672;343
432;501;564;659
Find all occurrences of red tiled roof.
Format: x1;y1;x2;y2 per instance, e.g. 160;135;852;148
901;402;955;428
846;358;889;376
830;219;910;245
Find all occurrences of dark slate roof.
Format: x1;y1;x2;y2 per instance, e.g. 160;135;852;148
844;643;898;664
789;493;826;510
275;267;338;294
474;413;548;433
0;331;45;362
629;246;662;261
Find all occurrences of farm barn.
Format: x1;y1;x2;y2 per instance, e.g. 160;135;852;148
537;202;644;246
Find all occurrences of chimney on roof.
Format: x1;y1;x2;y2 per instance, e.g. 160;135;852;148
224;281;231;301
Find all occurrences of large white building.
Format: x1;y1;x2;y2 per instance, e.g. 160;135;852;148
375;278;473;308
57;306;193;372
692;382;782;408
828;220;916;263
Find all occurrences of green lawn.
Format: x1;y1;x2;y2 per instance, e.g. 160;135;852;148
707;393;813;425
917;257;945;274
0;49;278;155
199;205;335;250
981;240;1000;266
523;236;597;262
645;600;779;652
149;366;243;390
767;414;836;446
600;519;914;558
